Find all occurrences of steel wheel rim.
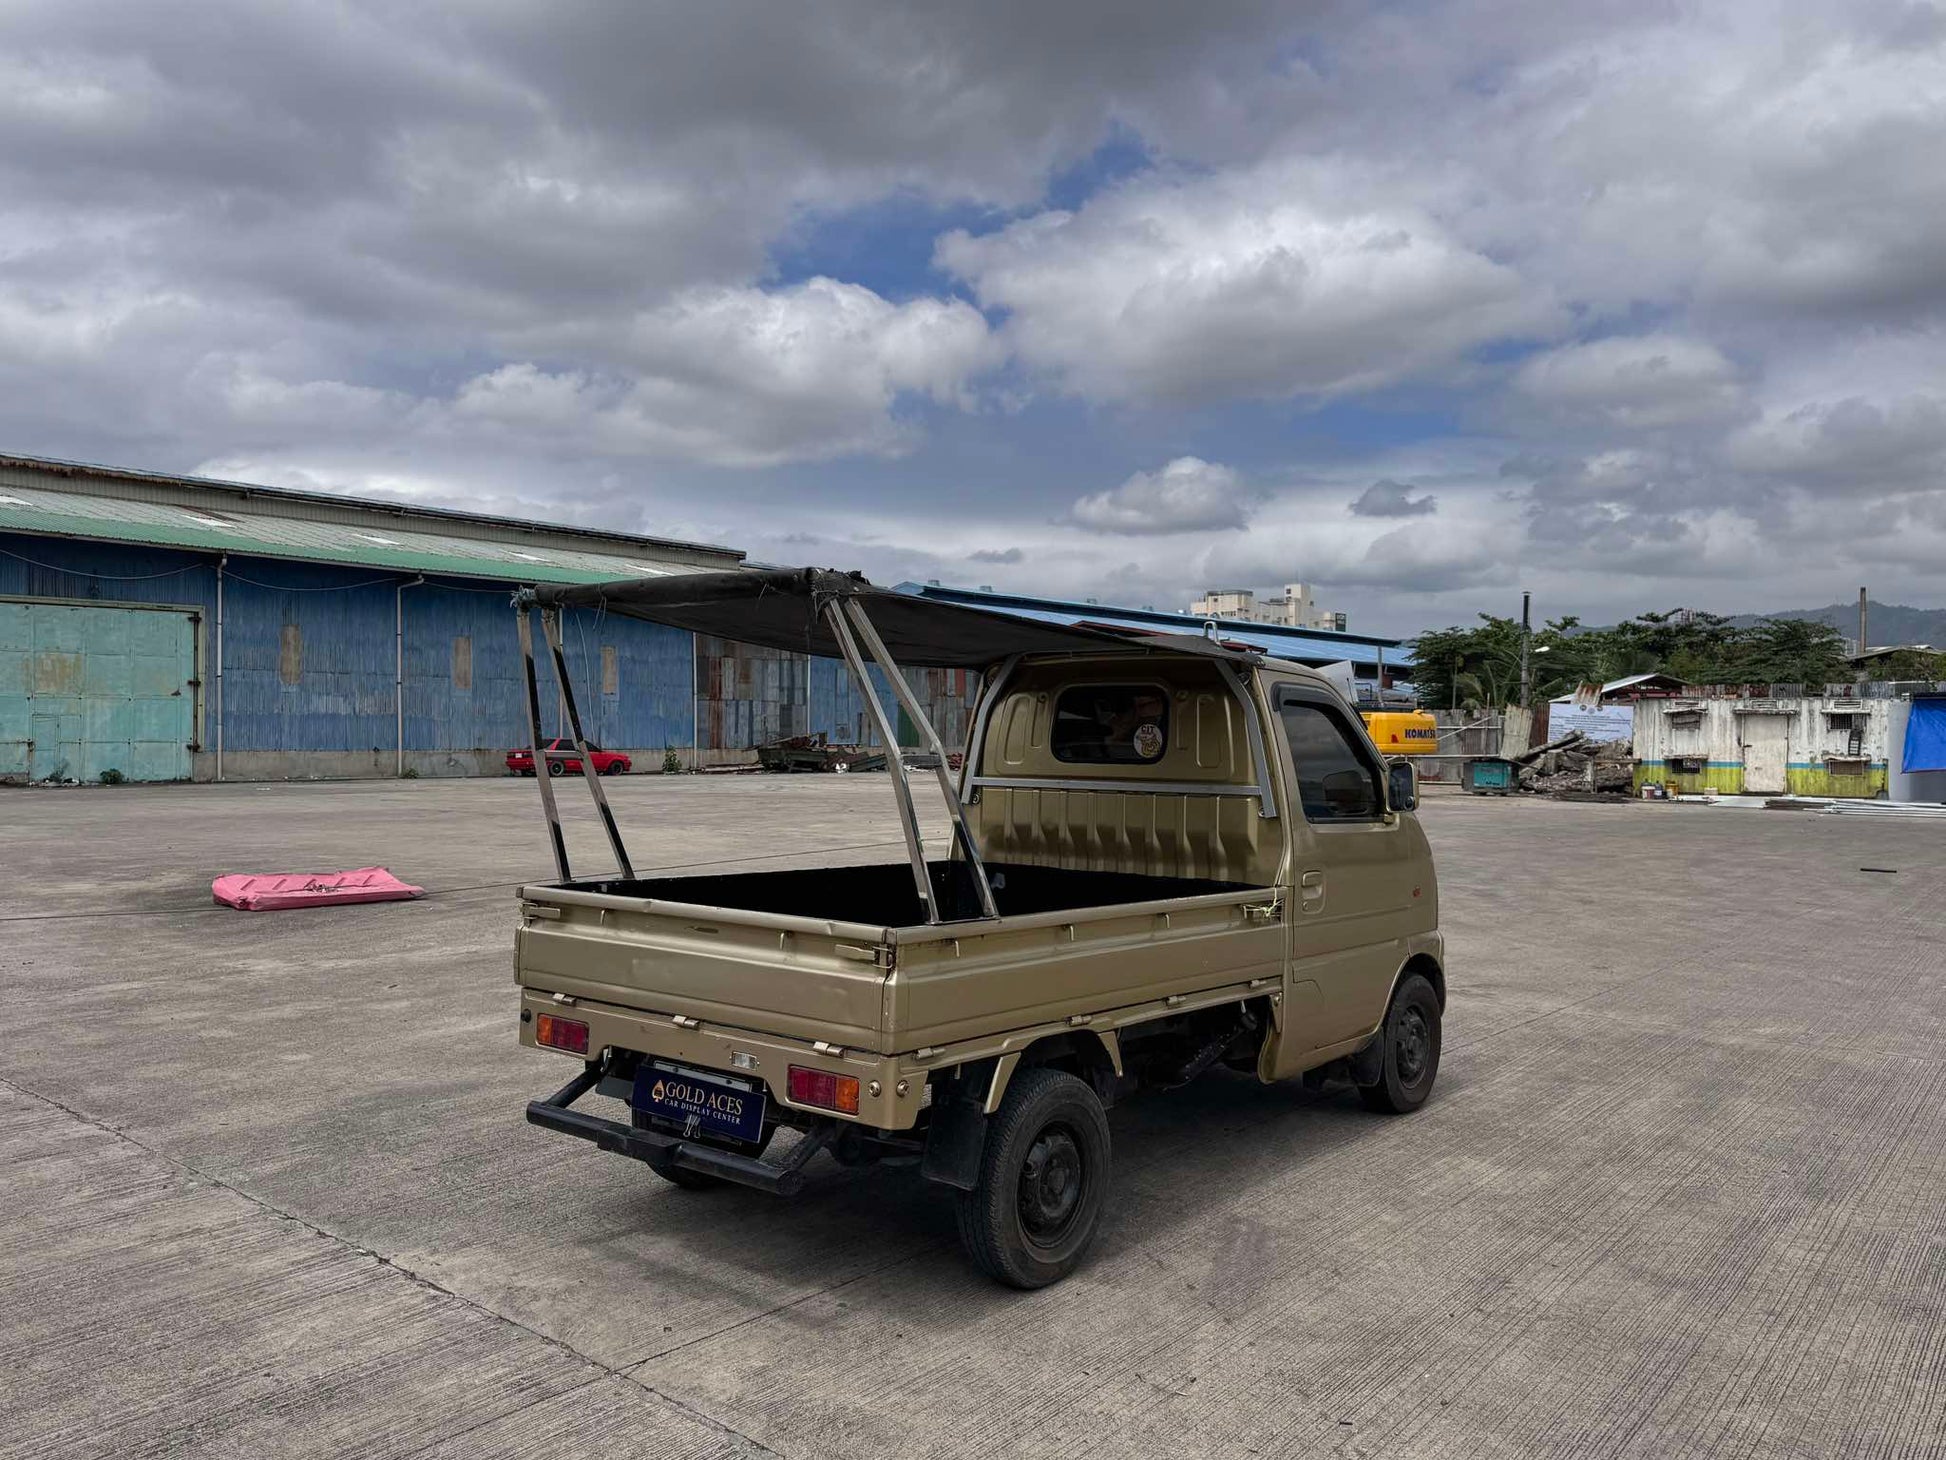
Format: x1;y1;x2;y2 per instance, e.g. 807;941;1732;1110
1395;1005;1431;1084
1017;1123;1086;1248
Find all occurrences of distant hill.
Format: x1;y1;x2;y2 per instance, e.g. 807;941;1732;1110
1728;600;1946;648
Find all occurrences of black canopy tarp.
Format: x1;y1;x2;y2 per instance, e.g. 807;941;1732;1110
525;567;1256;670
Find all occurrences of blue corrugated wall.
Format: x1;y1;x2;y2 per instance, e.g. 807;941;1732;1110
223;564;396;753
2;531;977;771
0;532;692;759
403;586;693;754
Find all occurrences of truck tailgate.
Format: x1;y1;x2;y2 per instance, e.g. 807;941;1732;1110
515;886;890;1049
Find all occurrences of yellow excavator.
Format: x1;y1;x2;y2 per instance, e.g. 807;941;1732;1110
1361;708;1439;756
1308;659;1439;756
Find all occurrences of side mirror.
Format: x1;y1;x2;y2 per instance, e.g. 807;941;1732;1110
1320;767;1378;818
1387;758;1418;813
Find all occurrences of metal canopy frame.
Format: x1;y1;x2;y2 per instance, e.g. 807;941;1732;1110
511;587;998;925
829;597;998;921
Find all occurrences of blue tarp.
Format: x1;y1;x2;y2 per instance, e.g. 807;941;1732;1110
1902;699;1946;771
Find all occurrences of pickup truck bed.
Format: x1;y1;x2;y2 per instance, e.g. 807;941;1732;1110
570;859;1258;925
517;859;1287;1122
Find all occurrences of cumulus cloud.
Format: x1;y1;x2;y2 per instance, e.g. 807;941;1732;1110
1203;492;1512;596
450;279;1000;466
8;0;1946;629
939;166;1557;404
1720;394;1946;489
1070;457;1254;534
1349;480;1437;518
1512;336;1749;429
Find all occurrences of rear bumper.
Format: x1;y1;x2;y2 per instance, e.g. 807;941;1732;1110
526;1063;831;1195
518;988;921;1129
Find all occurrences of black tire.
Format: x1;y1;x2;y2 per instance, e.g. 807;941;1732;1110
955;1068;1110;1288
603;761;624;776
547;760;565;777
1357;972;1441;1114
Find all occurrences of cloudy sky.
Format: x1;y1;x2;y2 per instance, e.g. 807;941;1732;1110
3;1;1943;635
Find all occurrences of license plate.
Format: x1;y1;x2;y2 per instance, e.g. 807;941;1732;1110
632;1060;766;1144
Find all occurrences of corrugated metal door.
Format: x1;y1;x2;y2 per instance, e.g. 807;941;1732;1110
0;601;197;782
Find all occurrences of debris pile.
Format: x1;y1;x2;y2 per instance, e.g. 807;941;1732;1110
756;733;886;774
1513;731;1635;795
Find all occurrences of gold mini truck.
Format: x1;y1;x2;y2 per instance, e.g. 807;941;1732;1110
512;569;1444;1288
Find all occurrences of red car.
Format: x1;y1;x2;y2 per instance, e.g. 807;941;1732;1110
506;739;631;777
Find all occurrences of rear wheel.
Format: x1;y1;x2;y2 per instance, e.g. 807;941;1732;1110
1357;973;1441;1114
547;760;565;777
955;1068;1110;1288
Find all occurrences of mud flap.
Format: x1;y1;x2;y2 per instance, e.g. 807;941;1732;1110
1348;1034;1385;1086
920;1097;988;1191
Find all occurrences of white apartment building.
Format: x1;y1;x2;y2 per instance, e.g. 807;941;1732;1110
1190;583;1346;632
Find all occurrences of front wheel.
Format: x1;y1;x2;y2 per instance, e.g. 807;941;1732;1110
603;761;625;776
547;760;565;777
1357;972;1442;1114
955;1068;1110;1288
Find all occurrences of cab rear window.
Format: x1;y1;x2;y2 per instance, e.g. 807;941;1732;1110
1051;685;1170;764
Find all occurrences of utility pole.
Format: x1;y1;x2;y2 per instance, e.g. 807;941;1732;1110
1519;589;1532;711
1858;586;1868;657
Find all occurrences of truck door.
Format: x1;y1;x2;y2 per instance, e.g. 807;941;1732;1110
1273;685;1418;1050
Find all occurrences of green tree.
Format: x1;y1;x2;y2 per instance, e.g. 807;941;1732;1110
1407;615;1587;711
1407;607;1855;706
1605;610;1738;679
1726;617;1849;685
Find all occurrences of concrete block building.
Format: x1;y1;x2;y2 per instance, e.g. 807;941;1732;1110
1631;692;1892;798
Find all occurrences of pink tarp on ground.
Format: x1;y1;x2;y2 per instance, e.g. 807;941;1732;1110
211;867;425;911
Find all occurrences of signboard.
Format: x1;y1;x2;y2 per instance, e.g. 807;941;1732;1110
1548;698;1634;744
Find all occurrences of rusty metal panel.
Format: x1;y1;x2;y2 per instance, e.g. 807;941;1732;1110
0;599;195;782
695;635;814;751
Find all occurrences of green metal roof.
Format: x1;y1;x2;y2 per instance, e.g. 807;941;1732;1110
0;454;742;585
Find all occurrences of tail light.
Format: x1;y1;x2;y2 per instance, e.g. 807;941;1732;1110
535;1013;589;1055
788;1065;860;1115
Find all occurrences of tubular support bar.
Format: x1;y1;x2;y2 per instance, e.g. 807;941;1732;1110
824;600;940;924
1214;658;1280;819
516;604;571;881
541;606;636;880
840;599;998;919
957;654;1019;803
526;1065;831;1196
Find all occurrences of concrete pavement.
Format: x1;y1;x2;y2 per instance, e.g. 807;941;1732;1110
2;777;1942;1457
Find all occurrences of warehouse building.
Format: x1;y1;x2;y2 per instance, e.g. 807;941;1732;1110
0;453;970;784
896;581;1406;692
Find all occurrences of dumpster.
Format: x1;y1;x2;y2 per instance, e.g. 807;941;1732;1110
1462;757;1517;794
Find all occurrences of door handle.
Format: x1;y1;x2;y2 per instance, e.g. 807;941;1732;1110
1299;870;1325;912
